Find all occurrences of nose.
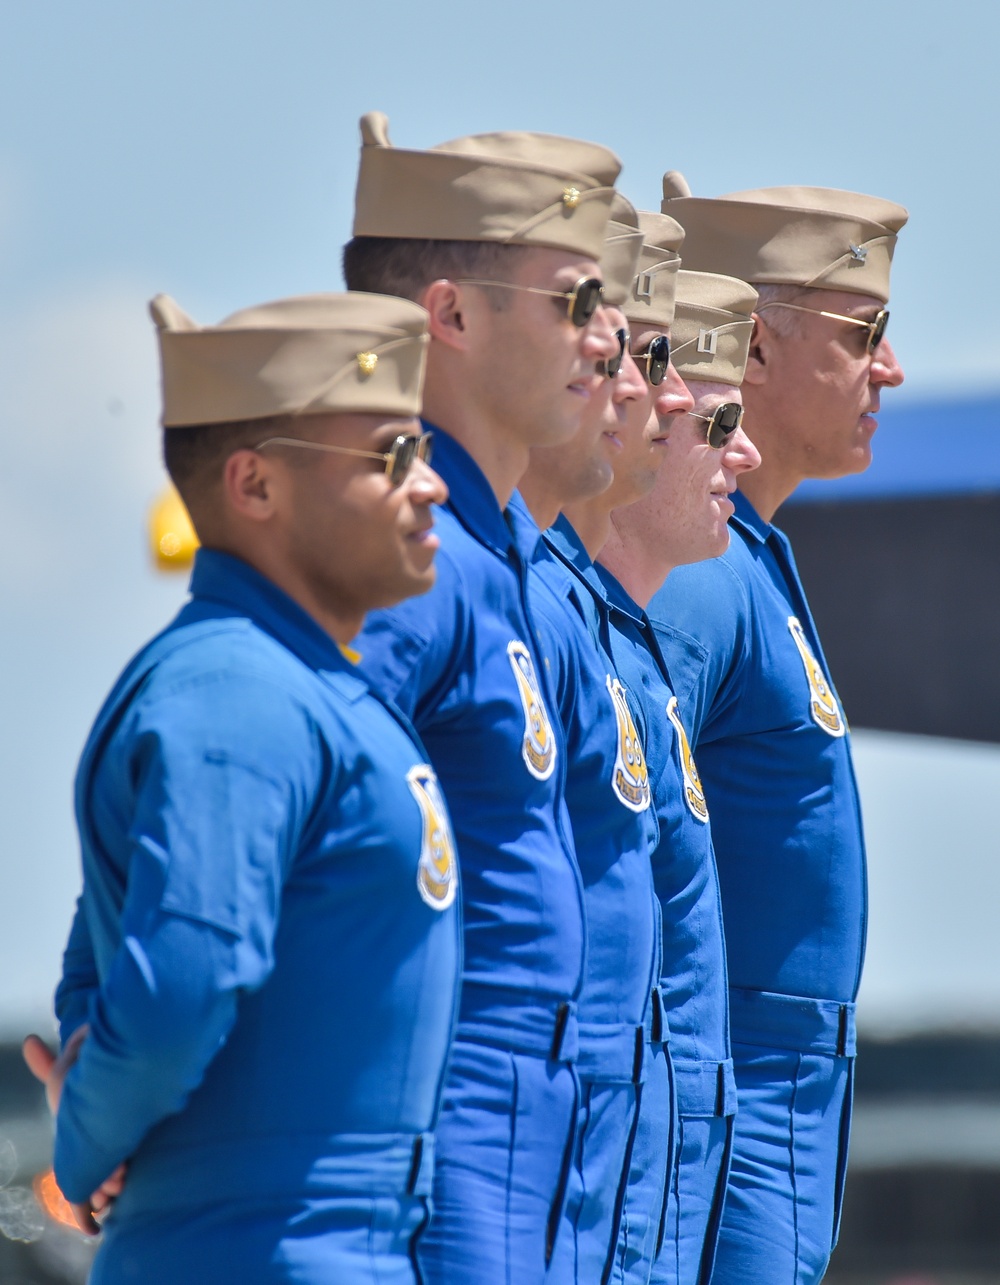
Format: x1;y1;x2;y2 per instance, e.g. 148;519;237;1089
723;427;762;475
871;337;904;389
582;304;620;361
611;351;648;404
407;457;449;507
653;364;695;418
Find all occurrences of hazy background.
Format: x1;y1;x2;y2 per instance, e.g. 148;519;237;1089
2;0;998;1038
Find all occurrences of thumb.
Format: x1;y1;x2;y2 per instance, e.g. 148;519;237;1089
22;1035;56;1086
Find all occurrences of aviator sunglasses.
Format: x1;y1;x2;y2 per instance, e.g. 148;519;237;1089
690;402;744;450
756;302;890;354
453;276;605;327
598;328;629;379
253;431;434;487
632;334;672;386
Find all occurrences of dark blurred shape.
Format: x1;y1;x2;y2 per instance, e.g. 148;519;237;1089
779;493;1000;744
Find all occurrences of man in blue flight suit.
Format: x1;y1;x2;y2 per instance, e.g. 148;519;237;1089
340;113;622;1282
23;291;461;1284
516;198;666;1284
651;175;908;1282
600;262;762;1284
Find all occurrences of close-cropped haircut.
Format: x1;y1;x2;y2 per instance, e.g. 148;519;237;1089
342;236;532;303
163;413;304;505
752;283;815;339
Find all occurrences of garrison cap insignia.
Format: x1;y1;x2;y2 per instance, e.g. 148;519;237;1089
356;351;379;375
407;764;458;910
666;697;709;822
849;243;868;263
507;640;557;781
606;676;651;813
787;616;847;737
562;186;582;210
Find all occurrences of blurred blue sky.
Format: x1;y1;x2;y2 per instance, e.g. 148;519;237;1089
2;0;998;1033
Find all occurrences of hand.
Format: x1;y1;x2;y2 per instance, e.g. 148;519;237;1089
22;1029;127;1236
23;1026;88;1116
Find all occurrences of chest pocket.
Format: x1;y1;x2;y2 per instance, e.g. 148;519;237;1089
507;640;557;781
787;616;846;738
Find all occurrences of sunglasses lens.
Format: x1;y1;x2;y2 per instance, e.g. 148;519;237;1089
869;309;889;353
603;329;627;378
646;335;670;386
388;434;422;485
706;402;743;449
569;278;604;326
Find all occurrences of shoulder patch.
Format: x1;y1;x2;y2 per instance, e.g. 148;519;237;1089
606;676;651;813
787;616;846;738
407;764;459;910
507;640;557;781
666;696;709;822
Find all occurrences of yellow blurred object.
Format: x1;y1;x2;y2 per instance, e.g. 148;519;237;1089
33;1167;81;1232
149;483;199;571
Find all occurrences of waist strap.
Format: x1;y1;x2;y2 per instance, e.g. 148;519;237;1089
729;987;857;1057
672;1057;737;1117
458;982;579;1062
120;1130;435;1214
575;988;671;1085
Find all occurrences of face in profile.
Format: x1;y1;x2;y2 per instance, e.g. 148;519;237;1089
624;379;761;569
260;413;448;629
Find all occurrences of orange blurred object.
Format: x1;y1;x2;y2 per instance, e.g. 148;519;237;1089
32;1167;81;1232
148;483;199;571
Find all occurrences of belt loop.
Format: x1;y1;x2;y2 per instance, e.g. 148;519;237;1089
837;1004;848;1058
406;1134;424;1195
632;1027;644;1084
551;1002;570;1061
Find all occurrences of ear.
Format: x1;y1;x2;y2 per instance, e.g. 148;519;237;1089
419;279;474;353
742;314;770;388
222;449;279;523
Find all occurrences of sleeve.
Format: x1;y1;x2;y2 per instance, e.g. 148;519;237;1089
54;899;99;1044
651;554;753;745
354;547;471;720
53;676;323;1203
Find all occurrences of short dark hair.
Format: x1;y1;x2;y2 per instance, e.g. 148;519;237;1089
163;413;297;503
342;236;531;302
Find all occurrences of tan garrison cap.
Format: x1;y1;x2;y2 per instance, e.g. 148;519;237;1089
622;211;685;328
352;111;621;260
600;195;644;307
670;270;758;386
151;292;429;427
661;170;907;302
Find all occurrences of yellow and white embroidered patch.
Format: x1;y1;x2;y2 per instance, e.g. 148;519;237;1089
507;640;557;781
407;765;458;911
606;676;651;813
666;697;709;823
787;616;846;738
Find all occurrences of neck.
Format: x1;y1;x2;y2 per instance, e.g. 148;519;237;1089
205;537;365;648
421;376;528;510
562;494;613;560
736;464;796;525
517;470;564;532
598;514;671;610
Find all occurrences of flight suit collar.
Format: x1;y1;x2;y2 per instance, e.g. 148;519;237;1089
425;421;538;562
188;547;365;688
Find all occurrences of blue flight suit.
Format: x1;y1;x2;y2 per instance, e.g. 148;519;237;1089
511;495;662;1285
355;430;587;1284
52;550;461;1285
548;519;736;1285
651;490;862;1283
